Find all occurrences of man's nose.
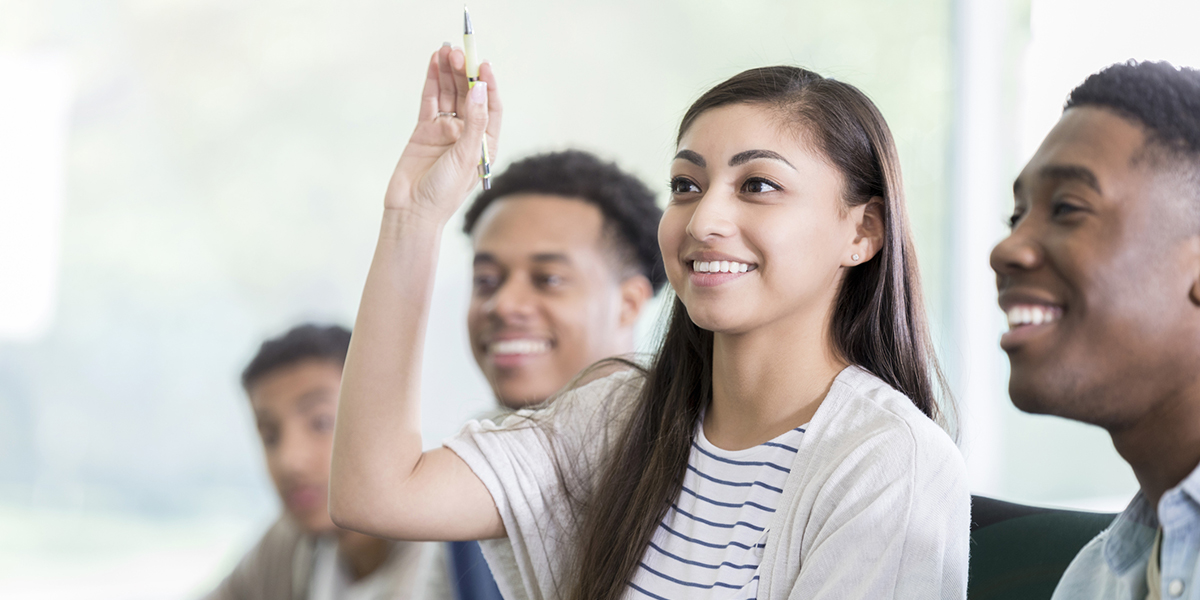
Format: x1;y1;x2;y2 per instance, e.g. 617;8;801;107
990;225;1044;278
276;426;315;477
487;277;537;322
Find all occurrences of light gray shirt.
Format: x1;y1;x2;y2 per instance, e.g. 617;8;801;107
1053;462;1200;600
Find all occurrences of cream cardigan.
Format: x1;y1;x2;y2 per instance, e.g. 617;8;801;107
445;366;969;600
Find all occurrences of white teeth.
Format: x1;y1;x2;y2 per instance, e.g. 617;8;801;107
1005;305;1062;329
692;260;754;273
489;339;551;356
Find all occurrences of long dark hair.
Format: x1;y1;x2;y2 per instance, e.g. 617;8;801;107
564;66;952;600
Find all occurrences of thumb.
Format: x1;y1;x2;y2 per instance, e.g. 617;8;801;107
452;81;489;169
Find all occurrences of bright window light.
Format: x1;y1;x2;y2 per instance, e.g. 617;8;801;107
0;54;72;342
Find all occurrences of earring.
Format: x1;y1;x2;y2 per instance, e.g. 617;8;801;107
852;254;860;261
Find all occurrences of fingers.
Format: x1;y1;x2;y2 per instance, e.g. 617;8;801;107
436;44;455;114
449;50;471;112
478;61;503;158
450;81;489;172
418;51;440;122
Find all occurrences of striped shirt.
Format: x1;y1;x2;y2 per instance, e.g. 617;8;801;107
627;422;807;600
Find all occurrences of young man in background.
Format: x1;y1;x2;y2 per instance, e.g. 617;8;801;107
205;324;451;600
462;150;666;409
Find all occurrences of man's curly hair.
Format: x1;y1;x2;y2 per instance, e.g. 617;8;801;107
242;324;351;392
462;150;667;291
1066;60;1200;159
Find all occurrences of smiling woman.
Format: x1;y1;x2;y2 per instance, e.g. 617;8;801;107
329;55;969;600
562;66;966;600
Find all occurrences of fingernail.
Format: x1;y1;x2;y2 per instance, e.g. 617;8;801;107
442;41;451;47
470;81;487;104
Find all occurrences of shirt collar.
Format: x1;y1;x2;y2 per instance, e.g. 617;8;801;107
1104;461;1200;574
1177;460;1200;507
1103;491;1158;575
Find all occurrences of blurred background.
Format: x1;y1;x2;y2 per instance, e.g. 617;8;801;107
1;0;1197;597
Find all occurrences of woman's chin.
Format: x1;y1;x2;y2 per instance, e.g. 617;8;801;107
687;311;754;335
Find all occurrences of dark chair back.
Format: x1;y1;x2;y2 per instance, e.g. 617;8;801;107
969;495;1117;600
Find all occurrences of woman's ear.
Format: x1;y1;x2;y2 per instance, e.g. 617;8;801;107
844;196;885;267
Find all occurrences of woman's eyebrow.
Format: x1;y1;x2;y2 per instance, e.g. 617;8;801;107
673;150;706;167
729;149;795;170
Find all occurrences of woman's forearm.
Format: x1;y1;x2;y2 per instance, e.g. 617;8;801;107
329;207;444;530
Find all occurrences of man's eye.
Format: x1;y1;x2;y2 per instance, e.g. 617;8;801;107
1051;201;1080;218
669;177;701;194
258;427;279;447
311;414;334;433
473;274;501;292
741;177;781;194
536;274;564;288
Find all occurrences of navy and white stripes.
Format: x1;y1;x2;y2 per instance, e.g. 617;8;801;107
627;423;806;600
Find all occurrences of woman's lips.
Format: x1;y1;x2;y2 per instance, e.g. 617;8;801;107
686;259;757;288
688;269;752;287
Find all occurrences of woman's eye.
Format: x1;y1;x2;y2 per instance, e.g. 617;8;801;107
1006;210;1024;229
741;177;781;194
669;177;700;194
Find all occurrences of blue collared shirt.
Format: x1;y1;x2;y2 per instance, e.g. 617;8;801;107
1053;462;1200;600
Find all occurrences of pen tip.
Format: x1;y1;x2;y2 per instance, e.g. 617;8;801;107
463;6;473;34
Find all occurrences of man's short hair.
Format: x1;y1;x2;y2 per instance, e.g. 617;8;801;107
1065;60;1200;159
462;150;667;291
241;324;351;392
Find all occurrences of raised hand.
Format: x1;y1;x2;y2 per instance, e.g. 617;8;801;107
384;45;503;223
331;44;508;543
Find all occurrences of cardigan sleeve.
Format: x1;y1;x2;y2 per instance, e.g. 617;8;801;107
785;414;970;600
443;369;642;600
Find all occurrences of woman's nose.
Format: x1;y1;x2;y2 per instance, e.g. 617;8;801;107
686;191;738;241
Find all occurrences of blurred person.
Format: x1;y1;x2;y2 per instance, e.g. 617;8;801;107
992;61;1200;600
462;149;666;410
330;43;967;600
450;151;666;599
204;324;451;600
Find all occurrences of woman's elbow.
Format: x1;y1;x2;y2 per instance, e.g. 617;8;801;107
327;478;371;533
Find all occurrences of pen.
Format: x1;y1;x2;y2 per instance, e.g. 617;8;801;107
464;6;491;190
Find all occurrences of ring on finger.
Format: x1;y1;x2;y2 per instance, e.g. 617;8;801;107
436;111;457;118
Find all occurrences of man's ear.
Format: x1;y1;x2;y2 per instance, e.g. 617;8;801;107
619;275;654;329
844;196;885;267
1187;235;1200;306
